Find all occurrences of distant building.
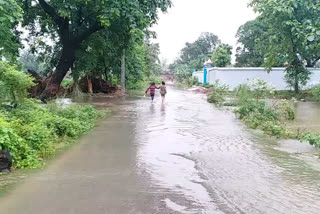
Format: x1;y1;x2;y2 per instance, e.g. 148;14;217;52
203;59;213;68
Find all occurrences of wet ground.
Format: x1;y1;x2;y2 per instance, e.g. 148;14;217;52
1;88;320;214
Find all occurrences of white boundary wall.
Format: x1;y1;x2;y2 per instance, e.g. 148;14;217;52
192;67;320;90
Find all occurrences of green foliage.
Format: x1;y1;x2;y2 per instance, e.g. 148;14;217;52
285;62;311;92
191;76;200;86
275;100;296;121
61;79;73;89
179;32;220;67
171;32;221;81
311;84;320;101
0;112;42;169
211;44;232;67
0;0;22;61
19;50;40;72
235;19;269;67
0;62;35;103
234;84;252;104
171;64;192;82
250;0;320;92
301;133;320;148
1;100;105;169
233;82;296;138
235;99;289;137
207;81;229;104
16;0;171;91
248;78;275;99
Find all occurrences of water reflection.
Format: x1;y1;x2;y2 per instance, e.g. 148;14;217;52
134;88;320;213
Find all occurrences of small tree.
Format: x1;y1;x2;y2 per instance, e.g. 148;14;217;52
212;44;232;67
0;62;34;103
250;0;320;93
0;0;21;61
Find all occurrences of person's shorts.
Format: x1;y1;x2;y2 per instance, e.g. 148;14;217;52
151;94;155;100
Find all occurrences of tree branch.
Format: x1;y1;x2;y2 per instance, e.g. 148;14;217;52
75;23;104;44
38;0;64;26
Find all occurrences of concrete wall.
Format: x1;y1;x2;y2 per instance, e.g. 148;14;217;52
192;67;320;90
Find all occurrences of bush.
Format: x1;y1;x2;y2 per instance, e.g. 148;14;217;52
275;100;296;120
61;79;73;89
234;84;252;104
234;98;293;137
191;76;200;86
207;81;229;104
248;78;275;99
311;84;320;102
0;113;42;168
300;133;320;148
0;100;105;169
0;62;35;103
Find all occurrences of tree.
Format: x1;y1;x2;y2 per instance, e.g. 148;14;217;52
19;50;39;72
18;0;171;100
235;19;269;67
170;32;221;80
212;44;232;67
0;0;21;61
250;0;320;93
179;32;220;69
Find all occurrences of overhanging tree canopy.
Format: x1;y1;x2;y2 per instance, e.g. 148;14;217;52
0;0;21;61
18;0;171;100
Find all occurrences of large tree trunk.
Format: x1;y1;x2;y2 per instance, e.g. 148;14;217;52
121;50;126;93
39;43;76;102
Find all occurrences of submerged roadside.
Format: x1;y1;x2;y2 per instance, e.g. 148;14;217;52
0;98;111;195
187;80;320;153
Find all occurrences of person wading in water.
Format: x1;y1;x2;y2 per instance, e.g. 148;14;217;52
159;81;167;104
145;82;159;103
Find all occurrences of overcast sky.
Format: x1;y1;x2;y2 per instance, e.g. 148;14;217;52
152;0;257;63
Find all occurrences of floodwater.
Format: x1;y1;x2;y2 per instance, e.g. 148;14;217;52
288;101;320;132
1;88;320;214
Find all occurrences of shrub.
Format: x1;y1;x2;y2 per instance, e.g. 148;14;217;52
0;113;42;168
234;84;252;104
207;81;229;104
0;62;35;103
61;79;73;89
191;76;200;86
300;133;320;148
311;84;320;102
274;100;296;120
248;78;275;99
234;98;293;137
1;100;105;168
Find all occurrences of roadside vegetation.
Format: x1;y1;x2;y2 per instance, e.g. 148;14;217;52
0;62;107;169
166;0;320;149
203;78;320;148
0;0;170;170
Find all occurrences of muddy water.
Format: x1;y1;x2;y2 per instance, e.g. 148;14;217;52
1;88;320;214
288;101;320;132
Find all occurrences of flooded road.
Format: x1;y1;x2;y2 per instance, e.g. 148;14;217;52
1;88;320;214
288;101;320;132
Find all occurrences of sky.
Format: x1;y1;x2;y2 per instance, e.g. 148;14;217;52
151;0;257;63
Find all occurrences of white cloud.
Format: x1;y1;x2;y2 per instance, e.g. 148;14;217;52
152;0;257;63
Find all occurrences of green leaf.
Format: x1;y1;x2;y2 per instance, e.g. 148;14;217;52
307;35;315;42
